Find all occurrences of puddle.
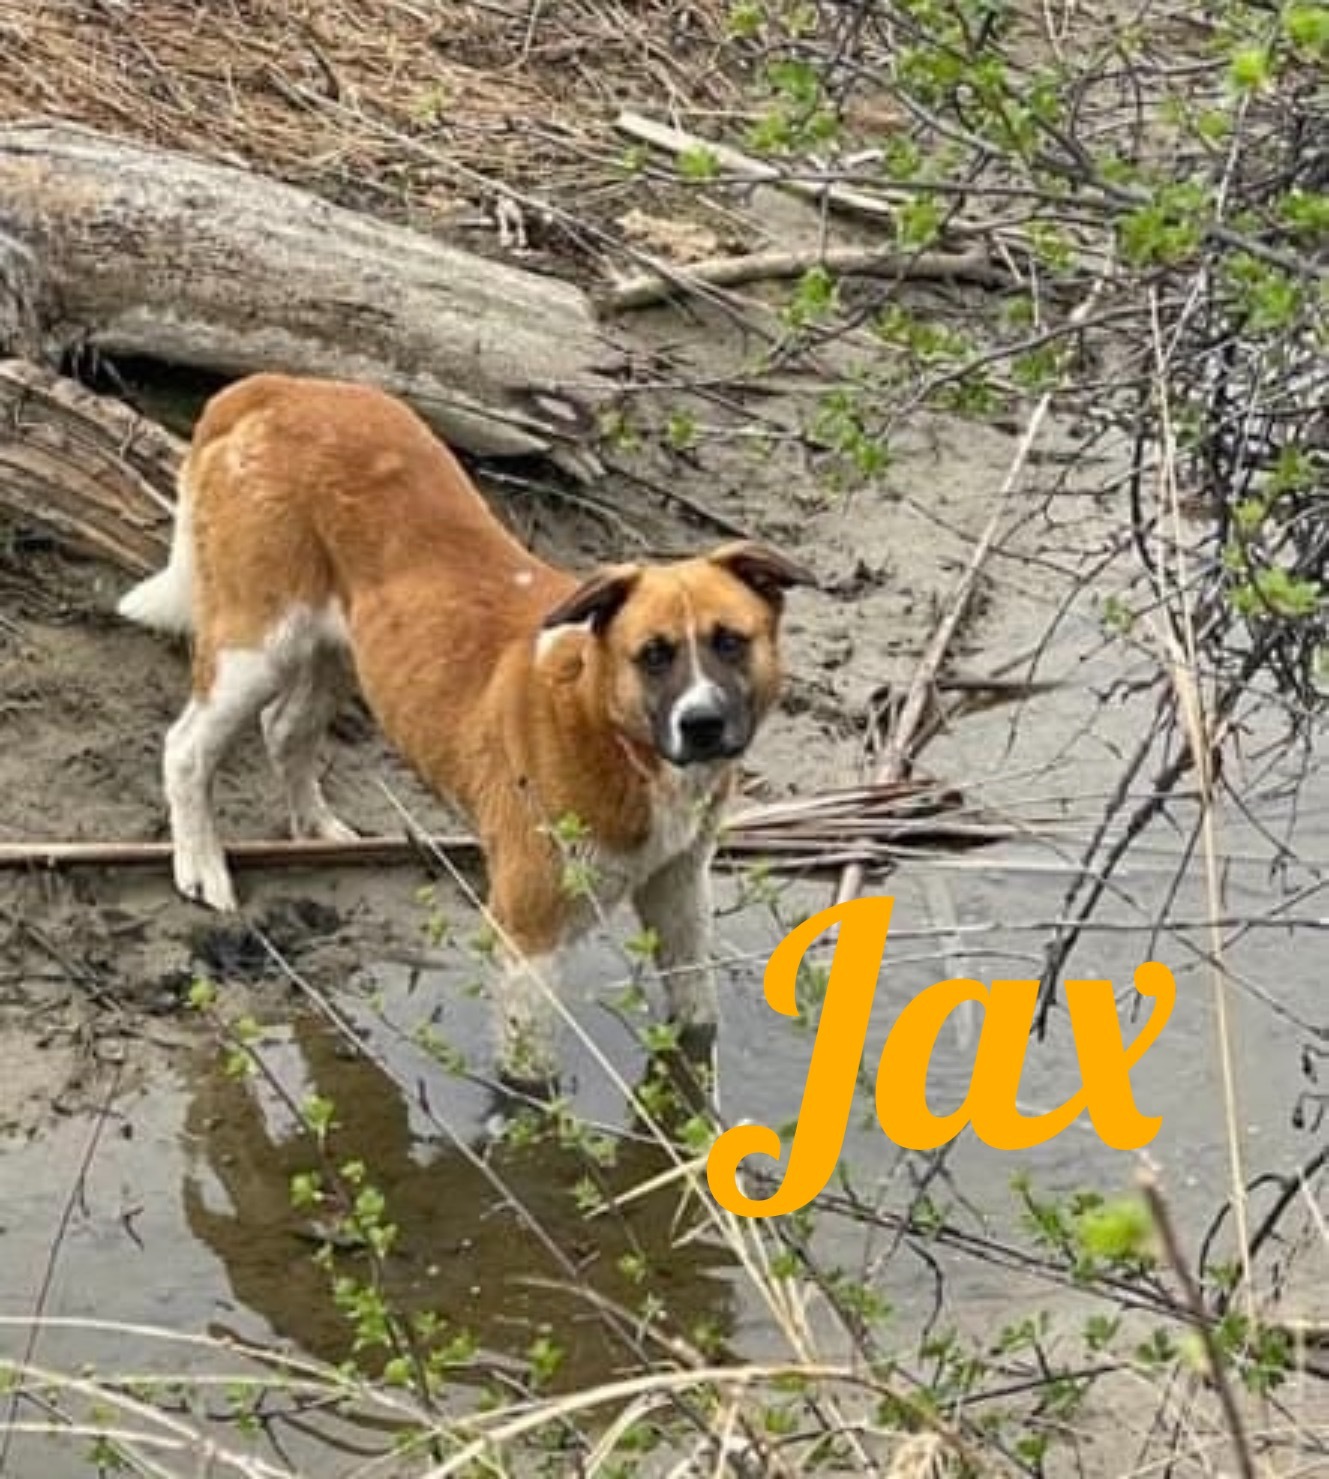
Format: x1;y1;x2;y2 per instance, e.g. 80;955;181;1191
1;783;1323;1474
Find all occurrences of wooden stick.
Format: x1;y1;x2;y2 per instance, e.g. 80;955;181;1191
604;242;1011;312
0;783;1017;881
833;483;1022;908
614;110;900;225
0;834;480;871
0;822;1012;878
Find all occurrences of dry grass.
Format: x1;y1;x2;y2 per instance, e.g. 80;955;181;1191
0;0;747;235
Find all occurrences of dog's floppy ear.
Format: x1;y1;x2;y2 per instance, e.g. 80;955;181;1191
708;541;818;606
541;564;641;634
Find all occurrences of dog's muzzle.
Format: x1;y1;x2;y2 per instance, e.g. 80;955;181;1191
665;686;750;766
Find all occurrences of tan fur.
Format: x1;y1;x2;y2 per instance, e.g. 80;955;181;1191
124;373;810;1084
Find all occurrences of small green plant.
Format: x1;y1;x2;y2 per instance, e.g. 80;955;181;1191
677;145;720;181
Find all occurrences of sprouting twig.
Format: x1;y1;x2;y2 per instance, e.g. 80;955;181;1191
604;242;1011;312
835;259;1115;910
1204;1144;1329;1316
0;1065;124;1473
1139;1169;1257;1479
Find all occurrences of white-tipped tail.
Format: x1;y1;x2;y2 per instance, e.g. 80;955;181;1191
118;478;194;635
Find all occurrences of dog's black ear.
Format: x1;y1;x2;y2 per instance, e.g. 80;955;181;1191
709;542;818;606
541;564;641;634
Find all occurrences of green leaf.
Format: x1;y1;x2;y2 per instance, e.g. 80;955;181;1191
677;146;720;181
301;1094;337;1140
1075;1197;1153;1262
727;2;765;40
1285;4;1329;57
1228;46;1272;92
290;1171;323;1210
187;977;217;1011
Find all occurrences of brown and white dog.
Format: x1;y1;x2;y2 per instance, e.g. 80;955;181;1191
119;373;813;1087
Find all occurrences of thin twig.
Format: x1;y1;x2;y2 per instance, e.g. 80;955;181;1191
835;258;1114;910
1139;1169;1257;1479
614;109;901;225
0;1064;123;1476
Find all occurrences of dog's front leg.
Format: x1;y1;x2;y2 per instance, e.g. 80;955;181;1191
492;942;564;1094
632;843;718;1046
486;848;569;1094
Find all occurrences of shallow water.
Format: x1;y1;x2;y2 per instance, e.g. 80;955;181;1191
1;612;1325;1475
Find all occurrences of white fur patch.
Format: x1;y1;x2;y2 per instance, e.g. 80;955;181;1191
266;602;350;663
165;646;283;911
534;618;592;665
668;676;725;754
117;482;195;635
666;602;725;755
586;761;726;906
163;604;351;911
312;600;350;650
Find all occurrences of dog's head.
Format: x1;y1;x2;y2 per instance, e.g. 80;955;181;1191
539;541;816;767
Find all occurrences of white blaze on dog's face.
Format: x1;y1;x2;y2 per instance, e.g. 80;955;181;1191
540;542;816;767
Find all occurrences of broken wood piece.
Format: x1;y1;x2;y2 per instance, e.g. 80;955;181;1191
605;242;1011;312
0;359;178;575
0;835;481;873
0;121;625;475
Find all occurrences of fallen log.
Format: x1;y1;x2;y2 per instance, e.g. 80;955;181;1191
0;121;624;475
0;359;177;575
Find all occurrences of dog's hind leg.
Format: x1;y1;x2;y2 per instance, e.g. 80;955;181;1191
261;648;356;842
165;646;283;911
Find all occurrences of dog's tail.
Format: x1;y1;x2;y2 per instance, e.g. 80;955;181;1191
117;467;195;636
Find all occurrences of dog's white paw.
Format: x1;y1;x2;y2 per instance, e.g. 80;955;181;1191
313;813;359;844
174;846;238;912
291;797;359;844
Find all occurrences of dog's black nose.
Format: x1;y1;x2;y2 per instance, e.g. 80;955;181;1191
678;711;727;758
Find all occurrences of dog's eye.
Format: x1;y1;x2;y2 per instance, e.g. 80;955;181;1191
711;625;750;662
635;637;677;674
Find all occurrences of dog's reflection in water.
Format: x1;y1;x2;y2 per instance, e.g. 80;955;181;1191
183;1012;738;1395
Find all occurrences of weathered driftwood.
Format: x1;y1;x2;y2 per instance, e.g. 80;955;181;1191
0;359;176;575
0;120;623;474
606;243;1010;312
